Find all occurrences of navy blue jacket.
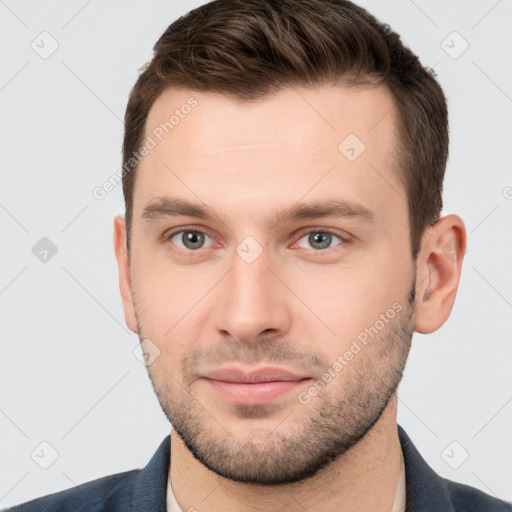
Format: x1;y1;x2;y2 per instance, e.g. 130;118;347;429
4;426;511;511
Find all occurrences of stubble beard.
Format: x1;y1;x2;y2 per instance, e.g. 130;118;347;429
138;283;415;485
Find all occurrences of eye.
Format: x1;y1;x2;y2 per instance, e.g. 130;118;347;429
168;230;214;251
295;230;345;251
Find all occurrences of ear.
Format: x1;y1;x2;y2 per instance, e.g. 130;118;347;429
113;215;138;334
414;214;467;334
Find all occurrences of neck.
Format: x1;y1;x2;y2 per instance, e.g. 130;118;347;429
169;395;402;512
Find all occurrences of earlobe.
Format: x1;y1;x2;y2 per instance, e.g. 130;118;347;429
113;215;139;334
414;215;467;334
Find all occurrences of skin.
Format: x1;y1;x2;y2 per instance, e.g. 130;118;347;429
113;84;466;511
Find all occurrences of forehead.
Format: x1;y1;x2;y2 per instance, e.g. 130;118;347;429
145;84;398;158
134;84;404;227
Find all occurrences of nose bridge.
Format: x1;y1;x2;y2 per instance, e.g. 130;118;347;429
214;242;289;342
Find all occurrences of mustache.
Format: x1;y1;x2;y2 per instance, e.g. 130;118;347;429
182;337;330;380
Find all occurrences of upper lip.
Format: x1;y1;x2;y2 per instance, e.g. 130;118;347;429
200;367;310;384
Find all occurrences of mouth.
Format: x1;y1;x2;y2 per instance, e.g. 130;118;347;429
199;366;312;406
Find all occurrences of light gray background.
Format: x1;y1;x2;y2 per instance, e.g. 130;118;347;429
1;0;511;508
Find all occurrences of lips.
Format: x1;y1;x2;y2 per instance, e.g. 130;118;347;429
199;367;312;405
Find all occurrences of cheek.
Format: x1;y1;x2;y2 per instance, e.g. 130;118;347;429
130;252;216;368
131;246;213;320
285;253;410;349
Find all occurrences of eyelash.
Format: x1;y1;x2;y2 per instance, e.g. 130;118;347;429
163;226;351;255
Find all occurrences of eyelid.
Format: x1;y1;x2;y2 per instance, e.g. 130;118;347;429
291;228;351;251
163;225;218;249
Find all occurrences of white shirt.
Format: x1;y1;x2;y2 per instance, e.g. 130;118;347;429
166;450;406;511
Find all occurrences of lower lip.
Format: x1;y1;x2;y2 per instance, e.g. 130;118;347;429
204;378;311;405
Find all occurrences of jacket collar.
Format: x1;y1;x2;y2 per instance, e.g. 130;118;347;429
130;435;170;511
397;425;455;511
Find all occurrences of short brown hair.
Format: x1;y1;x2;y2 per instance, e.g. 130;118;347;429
122;0;448;258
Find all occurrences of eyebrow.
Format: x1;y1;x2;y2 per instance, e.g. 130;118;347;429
141;196;376;225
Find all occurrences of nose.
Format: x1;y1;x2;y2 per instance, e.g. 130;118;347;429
212;245;292;344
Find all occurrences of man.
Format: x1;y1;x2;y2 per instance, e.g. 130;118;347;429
6;0;510;510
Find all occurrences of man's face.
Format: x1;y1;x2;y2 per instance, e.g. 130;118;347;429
127;84;416;484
